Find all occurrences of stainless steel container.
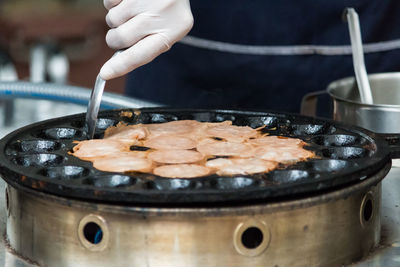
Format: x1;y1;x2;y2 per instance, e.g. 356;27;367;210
301;72;400;133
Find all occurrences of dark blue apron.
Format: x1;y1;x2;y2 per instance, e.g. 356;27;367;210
125;0;400;113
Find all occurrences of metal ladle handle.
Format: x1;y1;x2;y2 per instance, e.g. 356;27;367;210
344;8;374;104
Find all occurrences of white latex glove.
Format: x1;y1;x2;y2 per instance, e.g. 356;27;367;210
100;0;194;80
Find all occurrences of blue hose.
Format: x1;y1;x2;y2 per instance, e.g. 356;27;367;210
94;229;103;244
0;81;161;109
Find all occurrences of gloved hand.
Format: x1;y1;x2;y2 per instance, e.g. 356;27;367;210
100;0;194;80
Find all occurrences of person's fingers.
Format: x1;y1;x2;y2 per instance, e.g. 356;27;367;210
101;0;194;80
105;0;140;28
106;15;156;49
103;0;122;10
100;33;171;80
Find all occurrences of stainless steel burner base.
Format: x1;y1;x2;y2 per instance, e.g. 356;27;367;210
1;164;400;267
1;163;390;267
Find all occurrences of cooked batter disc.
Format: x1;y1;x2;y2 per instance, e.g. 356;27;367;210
71;120;314;178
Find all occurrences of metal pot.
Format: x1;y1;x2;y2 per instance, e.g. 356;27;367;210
301;72;400;133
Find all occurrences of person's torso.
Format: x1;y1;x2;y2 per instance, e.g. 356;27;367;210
126;1;400;113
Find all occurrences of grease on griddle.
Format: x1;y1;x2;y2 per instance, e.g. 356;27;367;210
120;111;133;118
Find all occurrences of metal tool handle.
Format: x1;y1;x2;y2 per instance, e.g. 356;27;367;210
300;90;328;117
85;74;105;139
344;8;374;104
85;51;122;139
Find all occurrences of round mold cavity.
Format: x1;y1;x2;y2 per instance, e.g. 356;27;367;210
70;118;118;130
42;166;89;179
96;118;118;130
311;134;366;147
8;140;62;153
136;113;179;124
12;154;64;167
210;177;258;190
150;178;197;190
236;116;278;129
142;180;158;190
270;170;310;183
306;159;357;173
190;112;213;122
150;113;179;123
321;147;369;159
214;113;236;122
41;128;81;140
85;175;137;188
289;124;336;136
278;119;292;126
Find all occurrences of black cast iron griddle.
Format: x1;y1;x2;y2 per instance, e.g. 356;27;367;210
0;108;399;205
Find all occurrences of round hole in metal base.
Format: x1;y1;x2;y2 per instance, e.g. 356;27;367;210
78;214;109;251
360;192;374;227
83;222;103;245
5;187;9;217
234;219;270;257
363;199;373;222
241;227;263;249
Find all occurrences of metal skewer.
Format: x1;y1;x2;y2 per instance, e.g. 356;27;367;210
85;51;121;139
85;74;106;139
344;8;374;104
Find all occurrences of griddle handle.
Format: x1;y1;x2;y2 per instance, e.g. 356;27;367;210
300;90;327;117
379;133;400;158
